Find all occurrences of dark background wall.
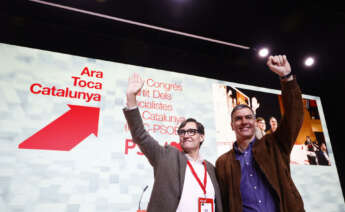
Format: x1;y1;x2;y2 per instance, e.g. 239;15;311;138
1;0;344;199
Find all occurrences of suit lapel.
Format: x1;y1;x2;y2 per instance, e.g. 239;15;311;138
179;153;187;195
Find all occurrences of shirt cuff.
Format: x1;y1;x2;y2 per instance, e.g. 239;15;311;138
123;105;138;111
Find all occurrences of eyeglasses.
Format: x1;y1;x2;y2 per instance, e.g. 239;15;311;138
177;129;199;136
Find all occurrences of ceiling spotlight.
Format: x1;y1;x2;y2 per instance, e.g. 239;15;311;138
304;57;315;67
258;48;269;57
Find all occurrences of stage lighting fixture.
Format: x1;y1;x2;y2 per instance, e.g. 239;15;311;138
304;57;314;67
258;48;269;57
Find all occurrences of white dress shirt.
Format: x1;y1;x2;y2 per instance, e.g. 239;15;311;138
176;154;215;212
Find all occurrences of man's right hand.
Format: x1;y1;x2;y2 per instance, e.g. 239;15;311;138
266;55;293;81
126;73;144;108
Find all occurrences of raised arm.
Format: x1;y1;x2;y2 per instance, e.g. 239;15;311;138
123;73;165;166
266;55;304;156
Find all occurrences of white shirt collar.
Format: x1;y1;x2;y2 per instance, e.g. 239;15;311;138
185;153;204;164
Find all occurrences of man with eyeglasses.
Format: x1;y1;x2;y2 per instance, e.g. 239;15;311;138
123;73;223;212
216;55;305;212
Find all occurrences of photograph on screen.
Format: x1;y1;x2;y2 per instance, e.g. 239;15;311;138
213;84;331;166
2;42;343;212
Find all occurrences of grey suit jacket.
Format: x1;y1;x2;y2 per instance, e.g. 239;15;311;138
124;108;223;212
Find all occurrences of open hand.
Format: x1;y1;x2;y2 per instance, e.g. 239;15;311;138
251;97;260;114
126;73;144;108
127;73;144;96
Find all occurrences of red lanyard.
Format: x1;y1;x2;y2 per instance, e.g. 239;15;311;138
187;160;207;195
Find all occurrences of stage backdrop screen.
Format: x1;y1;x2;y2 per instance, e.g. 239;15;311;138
0;42;344;212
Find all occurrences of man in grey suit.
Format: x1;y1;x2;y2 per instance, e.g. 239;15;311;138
123;73;223;212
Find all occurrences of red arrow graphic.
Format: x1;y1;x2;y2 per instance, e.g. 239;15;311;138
18;105;100;151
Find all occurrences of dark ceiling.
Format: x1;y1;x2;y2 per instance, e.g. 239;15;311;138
1;0;345;197
2;1;344;92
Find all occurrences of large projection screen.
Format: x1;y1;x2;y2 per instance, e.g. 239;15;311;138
0;42;344;212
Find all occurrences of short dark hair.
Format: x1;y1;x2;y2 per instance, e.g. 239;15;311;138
178;118;205;147
178;118;205;135
231;104;255;120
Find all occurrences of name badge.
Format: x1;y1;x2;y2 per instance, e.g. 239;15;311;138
198;197;214;212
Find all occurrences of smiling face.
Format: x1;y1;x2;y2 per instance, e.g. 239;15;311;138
231;107;256;142
179;122;204;153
